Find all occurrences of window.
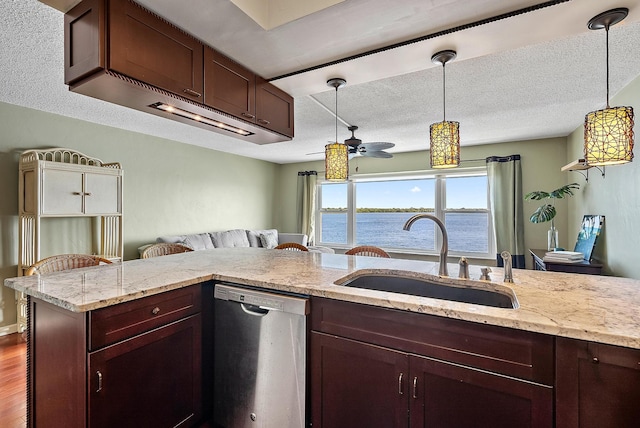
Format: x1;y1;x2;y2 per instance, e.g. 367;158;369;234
316;170;493;258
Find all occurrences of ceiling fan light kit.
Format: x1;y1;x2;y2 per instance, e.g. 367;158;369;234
325;78;349;181
430;49;461;169
584;7;635;166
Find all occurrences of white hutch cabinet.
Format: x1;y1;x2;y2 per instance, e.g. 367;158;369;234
17;148;123;332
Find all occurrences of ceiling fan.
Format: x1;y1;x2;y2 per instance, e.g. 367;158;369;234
344;125;394;158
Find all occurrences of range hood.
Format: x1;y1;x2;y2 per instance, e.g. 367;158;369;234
69;70;288;145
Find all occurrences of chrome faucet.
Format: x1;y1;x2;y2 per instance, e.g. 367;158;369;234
501;251;514;283
403;214;449;277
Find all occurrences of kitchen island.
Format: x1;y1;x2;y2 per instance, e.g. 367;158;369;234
6;247;640;427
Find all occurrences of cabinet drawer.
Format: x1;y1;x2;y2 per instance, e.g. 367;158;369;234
90;286;201;350
311;297;554;385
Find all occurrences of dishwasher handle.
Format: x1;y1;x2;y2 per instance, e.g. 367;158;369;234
241;303;270;316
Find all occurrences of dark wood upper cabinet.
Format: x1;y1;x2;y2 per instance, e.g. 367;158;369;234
108;0;203;101
204;48;294;138
64;0;293;143
204;47;255;121
256;77;295;137
64;0;105;84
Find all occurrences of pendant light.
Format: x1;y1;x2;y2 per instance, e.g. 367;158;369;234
430;50;460;169
584;8;634;166
325;78;349;181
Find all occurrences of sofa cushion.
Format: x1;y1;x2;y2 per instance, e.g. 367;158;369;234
259;230;279;249
183;233;215;251
247;229;278;247
210;229;250;248
156;235;186;244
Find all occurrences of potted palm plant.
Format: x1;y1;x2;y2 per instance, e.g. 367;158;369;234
524;183;580;250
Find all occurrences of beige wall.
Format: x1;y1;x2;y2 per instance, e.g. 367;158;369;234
0;101;278;330
566;74;640;278
277;137;571;264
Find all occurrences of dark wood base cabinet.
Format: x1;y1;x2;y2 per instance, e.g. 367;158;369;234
556;337;640;428
311;298;554;428
28;283;211;428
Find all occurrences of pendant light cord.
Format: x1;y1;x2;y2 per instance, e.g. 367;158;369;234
335;86;339;143
442;63;447;121
605;24;610;108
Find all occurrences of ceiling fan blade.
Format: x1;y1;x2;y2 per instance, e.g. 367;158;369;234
306;151;324;155
362;142;395;151
361;151;393;158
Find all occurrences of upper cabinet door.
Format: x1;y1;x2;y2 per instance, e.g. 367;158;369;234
108;0;204;101
256;78;294;137
42;169;84;215
204;47;256;121
84;172;121;215
64;0;105;84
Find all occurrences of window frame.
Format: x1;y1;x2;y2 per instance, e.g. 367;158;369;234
316;168;495;259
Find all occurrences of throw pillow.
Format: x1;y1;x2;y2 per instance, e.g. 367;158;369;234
247;229;278;247
259;231;279;249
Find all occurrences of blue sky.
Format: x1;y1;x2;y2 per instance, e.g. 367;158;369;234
321;176;487;209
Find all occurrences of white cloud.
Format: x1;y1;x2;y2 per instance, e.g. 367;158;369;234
410;186;421;193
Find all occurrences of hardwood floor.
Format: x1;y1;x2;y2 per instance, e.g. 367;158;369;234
0;333;26;428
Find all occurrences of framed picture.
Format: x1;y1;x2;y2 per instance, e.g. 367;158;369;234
573;215;604;261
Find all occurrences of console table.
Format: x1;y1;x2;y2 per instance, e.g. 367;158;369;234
529;249;603;275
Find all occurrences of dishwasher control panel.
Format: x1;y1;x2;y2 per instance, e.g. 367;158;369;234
214;283;309;315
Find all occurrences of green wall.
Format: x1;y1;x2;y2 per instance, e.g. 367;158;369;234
277;137;572;264
0;101;279;331
566;74;640;278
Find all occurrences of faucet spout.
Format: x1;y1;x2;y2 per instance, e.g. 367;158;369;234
403;214;449;277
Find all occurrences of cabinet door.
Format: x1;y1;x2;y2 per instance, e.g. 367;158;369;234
84;172;121;215
108;0;203;101
311;332;408;428
204;47;256;120
42;169;84;214
410;355;553;428
256;78;294;137
556;337;640;428
88;315;202;428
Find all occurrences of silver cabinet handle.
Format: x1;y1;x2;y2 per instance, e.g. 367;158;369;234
257;118;271;125
183;88;202;98
242;112;255;119
398;373;404;395
152;307;160;315
412;376;418;399
96;371;103;392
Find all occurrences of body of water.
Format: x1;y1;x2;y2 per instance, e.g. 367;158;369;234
320;212;489;253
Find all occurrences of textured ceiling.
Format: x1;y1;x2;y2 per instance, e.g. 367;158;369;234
3;0;640;164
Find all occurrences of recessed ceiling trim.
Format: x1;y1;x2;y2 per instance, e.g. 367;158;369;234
269;0;570;81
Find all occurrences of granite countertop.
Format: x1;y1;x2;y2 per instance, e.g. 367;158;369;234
5;247;640;349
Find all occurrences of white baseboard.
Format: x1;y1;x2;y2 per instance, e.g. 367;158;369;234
0;324;18;337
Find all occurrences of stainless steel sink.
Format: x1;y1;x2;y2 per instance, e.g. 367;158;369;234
339;272;517;309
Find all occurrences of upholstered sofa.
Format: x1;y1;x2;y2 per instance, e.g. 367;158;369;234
141;229;308;255
138;228;336;257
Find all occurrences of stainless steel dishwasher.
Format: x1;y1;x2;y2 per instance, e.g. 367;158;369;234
213;283;309;428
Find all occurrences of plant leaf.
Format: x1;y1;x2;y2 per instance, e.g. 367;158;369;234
529;204;556;223
549;183;580;199
524;190;551;201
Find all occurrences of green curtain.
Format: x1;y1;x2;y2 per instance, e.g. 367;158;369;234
297;171;317;245
486;155;526;268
